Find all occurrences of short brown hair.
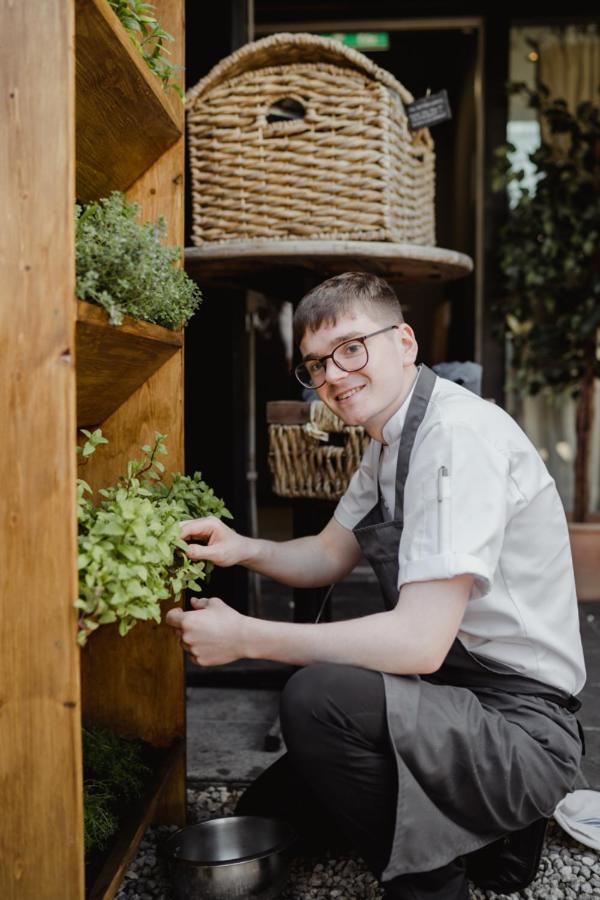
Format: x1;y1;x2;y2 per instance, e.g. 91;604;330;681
293;272;404;347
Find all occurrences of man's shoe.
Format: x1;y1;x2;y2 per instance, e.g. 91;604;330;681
464;817;548;893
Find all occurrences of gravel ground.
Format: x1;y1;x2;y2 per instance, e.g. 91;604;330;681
114;784;600;900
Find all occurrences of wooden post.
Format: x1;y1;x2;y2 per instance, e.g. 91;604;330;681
0;1;83;898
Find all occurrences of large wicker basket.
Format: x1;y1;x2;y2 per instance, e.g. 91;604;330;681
186;33;435;246
267;400;370;501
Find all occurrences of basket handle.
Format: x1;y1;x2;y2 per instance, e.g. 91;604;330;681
303;400;330;442
266;97;306;123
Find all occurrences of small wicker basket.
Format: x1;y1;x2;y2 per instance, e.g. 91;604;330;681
267;400;370;501
186;33;435;246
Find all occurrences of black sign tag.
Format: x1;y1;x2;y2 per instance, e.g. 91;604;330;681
406;90;452;130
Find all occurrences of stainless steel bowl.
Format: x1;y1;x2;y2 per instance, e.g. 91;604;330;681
160;815;298;900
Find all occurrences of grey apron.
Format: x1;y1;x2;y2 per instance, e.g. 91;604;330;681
352;364;583;880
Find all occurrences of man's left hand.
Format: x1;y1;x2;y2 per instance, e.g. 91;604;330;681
165;597;247;666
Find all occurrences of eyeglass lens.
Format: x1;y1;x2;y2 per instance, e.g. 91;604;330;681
296;339;368;389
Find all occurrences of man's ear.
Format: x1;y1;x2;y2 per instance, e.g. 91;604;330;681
399;323;418;363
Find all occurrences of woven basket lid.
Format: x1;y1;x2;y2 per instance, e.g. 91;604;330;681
186;32;416;107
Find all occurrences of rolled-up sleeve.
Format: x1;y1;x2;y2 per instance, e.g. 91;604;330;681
398;421;511;601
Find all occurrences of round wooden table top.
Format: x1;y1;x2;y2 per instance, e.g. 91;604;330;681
184;239;473;296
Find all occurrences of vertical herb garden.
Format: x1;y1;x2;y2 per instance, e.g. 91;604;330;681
2;1;197;898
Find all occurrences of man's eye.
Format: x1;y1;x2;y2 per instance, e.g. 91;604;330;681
307;360;324;374
341;342;363;356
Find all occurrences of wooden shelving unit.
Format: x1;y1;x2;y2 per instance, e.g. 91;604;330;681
2;2;187;899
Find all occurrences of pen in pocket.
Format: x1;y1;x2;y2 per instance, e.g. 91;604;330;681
437;466;451;553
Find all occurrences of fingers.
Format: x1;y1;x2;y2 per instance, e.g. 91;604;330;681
165;608;185;628
179;517;219;541
185;542;217;562
189;596;209;609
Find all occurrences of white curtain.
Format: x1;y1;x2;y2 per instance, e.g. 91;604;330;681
511;26;600;516
538;26;600;115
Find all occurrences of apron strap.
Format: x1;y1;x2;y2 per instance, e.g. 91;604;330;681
393;364;437;520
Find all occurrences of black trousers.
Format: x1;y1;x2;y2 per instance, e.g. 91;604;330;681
234;663;469;900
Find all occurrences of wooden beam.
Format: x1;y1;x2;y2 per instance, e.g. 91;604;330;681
0;1;83;897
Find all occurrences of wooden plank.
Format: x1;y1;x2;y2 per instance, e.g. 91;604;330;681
75;0;182;202
0;1;84;898
76;300;182;427
185;239;474;291
87;740;185;900
267;400;311;425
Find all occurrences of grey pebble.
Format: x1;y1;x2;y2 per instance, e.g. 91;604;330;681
113;787;600;900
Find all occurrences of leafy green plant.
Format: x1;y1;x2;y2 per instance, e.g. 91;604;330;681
76;192;202;329
108;0;183;98
492;84;600;521
83;723;150;853
76;429;232;645
83;781;118;854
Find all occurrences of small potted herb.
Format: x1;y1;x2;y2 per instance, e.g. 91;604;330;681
76;191;202;328
108;0;183;97
76;429;232;644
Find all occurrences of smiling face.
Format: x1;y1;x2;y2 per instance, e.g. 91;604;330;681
299;305;419;441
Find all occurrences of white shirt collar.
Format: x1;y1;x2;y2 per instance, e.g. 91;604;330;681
381;365;422;446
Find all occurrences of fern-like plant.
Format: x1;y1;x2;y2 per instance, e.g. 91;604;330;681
82;723;151;853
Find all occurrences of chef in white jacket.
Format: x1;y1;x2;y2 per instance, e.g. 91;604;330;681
167;271;585;900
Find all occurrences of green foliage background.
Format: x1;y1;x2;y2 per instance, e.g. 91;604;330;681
76;192;202;329
492;84;600;398
76;430;232;645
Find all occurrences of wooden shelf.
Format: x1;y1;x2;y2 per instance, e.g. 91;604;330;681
76;300;182;427
75;0;182;202
87;739;184;900
185;239;473;297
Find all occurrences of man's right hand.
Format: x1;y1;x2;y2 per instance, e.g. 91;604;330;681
180;517;254;568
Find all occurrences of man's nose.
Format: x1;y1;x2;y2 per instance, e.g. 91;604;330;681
323;356;347;383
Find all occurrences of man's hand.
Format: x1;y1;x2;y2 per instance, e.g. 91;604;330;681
180;516;253;568
165;597;248;666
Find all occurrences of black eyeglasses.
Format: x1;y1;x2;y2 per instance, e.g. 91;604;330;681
295;325;399;389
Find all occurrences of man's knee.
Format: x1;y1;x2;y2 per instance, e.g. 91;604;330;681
280;662;385;752
280;662;348;749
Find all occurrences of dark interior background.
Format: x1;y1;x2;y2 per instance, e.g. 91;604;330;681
183;2;597;612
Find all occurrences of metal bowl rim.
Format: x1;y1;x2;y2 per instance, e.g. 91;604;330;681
160;815;299;868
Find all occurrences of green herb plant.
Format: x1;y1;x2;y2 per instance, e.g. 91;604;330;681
492;83;600;521
82;723;150;853
76;429;232;646
107;0;183;98
76;191;202;329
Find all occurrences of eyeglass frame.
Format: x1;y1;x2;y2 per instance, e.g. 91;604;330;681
295;324;400;389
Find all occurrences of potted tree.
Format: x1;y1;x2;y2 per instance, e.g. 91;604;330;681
493;83;600;599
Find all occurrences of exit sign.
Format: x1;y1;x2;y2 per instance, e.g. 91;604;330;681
321;32;390;52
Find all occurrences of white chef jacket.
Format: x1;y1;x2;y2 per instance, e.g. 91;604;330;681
334;370;587;695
